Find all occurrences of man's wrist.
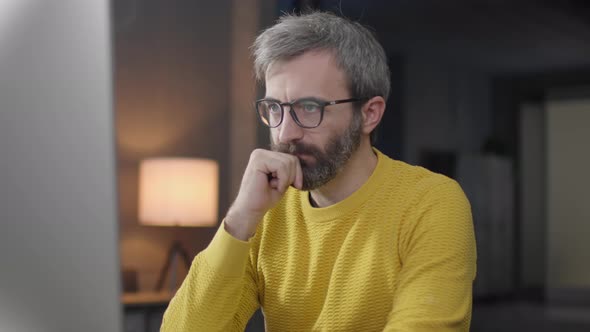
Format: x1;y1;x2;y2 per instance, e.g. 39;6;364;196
223;211;262;241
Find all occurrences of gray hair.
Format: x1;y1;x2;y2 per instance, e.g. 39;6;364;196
251;11;390;143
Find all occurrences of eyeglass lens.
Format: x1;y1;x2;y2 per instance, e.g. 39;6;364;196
257;100;323;128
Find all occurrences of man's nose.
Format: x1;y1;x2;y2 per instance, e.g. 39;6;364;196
277;109;304;144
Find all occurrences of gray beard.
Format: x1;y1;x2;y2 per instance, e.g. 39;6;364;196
271;112;362;191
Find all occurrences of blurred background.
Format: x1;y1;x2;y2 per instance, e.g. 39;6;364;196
1;0;589;331
114;0;590;330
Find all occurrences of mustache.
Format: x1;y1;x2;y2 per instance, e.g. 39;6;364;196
271;142;319;156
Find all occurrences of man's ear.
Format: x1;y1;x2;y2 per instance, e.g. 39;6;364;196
361;96;386;135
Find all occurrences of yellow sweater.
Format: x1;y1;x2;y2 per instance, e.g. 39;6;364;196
161;149;476;331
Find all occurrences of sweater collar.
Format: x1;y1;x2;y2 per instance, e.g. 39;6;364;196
299;148;389;222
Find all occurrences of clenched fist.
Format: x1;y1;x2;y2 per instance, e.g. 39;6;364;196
224;149;303;240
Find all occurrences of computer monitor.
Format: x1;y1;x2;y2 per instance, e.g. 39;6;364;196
0;1;122;331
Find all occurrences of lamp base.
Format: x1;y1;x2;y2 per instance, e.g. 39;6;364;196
154;240;192;292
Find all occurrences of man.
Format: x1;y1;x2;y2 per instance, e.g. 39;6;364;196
161;11;476;331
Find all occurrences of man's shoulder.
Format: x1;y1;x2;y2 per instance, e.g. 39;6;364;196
377;154;464;208
383;155;454;189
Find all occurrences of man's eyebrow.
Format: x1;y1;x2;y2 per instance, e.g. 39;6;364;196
295;96;326;103
262;96;281;102
263;96;326;103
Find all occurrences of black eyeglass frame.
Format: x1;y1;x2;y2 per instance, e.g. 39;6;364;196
255;97;369;129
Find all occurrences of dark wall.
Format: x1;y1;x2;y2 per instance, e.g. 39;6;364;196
114;0;232;290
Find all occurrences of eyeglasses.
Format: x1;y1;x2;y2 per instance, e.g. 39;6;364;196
255;97;367;129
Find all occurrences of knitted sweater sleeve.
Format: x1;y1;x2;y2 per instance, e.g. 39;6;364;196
160;224;260;331
384;179;477;332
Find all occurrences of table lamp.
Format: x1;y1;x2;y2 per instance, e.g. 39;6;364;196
138;157;219;291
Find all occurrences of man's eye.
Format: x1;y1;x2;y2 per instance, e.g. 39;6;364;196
268;104;281;113
301;103;320;112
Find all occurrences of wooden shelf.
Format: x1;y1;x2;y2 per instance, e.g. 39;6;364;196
122;291;174;307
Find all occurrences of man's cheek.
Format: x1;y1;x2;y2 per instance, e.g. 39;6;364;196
269;130;278;145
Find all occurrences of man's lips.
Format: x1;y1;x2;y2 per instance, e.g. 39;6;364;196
295;152;311;159
294;153;316;167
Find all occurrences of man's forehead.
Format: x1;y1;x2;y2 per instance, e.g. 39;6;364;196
265;50;341;79
264;51;348;98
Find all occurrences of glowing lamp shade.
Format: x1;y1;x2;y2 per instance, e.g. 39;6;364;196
139;158;219;227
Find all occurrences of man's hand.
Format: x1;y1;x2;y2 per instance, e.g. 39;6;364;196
225;149;303;240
